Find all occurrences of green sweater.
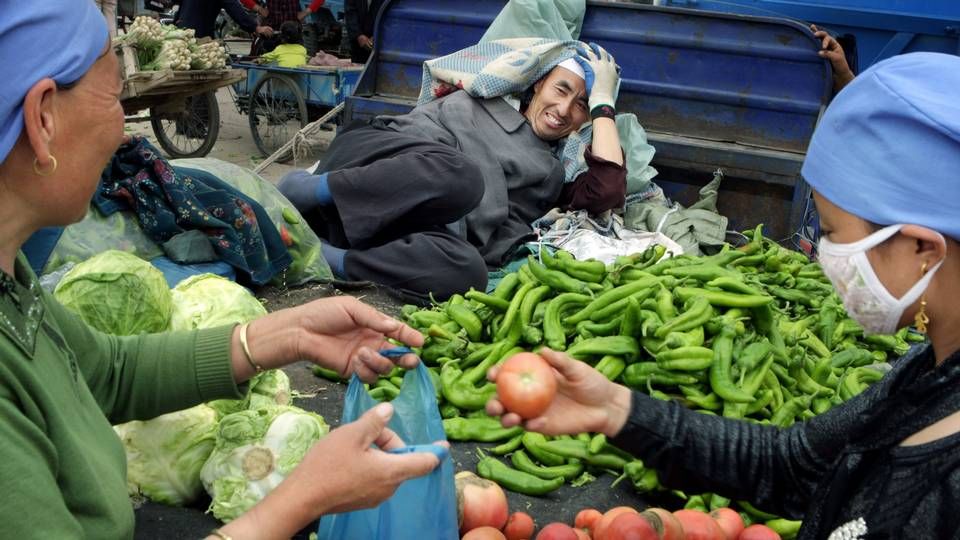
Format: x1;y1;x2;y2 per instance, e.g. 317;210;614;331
0;255;243;538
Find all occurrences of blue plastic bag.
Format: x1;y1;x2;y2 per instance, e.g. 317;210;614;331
316;363;459;540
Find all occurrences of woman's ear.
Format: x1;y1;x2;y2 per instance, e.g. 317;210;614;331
21;79;58;168
902;224;947;268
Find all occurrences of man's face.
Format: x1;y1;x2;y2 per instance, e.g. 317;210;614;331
524;66;589;141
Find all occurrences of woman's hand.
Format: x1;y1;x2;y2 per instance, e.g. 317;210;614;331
235;296;424;383
485;348;632;437
215;403;446;540
811;25;855;93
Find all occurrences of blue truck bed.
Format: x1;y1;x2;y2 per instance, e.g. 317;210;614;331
343;0;834;240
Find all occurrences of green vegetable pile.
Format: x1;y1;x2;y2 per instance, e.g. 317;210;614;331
320;226;921;537
115;16;228;72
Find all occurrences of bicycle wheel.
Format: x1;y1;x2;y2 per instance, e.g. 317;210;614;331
248;73;308;161
150;91;221;158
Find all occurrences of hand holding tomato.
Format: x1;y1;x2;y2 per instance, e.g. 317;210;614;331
486;348;632;437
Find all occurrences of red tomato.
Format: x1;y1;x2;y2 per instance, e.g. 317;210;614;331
574;508;603;533
535;522;579;540
737;524;782;540
603;512;660;540
455;471;509;534
641;508;685;540
463;526;508;540
504;511;536;540
710;508;745;540
673;509;726;540
495;352;558;418
593;507;639;540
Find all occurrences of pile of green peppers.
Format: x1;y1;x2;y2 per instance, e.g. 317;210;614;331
313;226;922;538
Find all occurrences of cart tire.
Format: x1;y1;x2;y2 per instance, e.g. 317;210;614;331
248;73;308;162
150;91;221;158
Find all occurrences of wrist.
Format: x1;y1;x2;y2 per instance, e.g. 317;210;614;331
601;383;632;437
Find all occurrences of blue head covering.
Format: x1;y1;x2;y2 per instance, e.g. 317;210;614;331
802;52;960;240
0;0;109;163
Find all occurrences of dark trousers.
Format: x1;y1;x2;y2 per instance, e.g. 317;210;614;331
308;124;488;300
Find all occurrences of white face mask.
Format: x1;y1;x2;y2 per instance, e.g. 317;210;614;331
818;224;943;335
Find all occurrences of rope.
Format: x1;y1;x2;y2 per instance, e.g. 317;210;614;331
253;102;344;174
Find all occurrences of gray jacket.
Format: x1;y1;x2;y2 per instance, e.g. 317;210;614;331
373;91;564;266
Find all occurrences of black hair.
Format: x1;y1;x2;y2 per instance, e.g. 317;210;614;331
280;21;302;45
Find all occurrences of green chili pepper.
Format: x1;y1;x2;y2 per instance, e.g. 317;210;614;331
685;495;708;512
664;265;740;282
619;297;642;337
369;385;399;401
527;256;595;294
800;330;832;358
765;519;802;538
522;325;543;346
565;336;640;362
656;346;714;371
520;285;551;326
590;287;659;323
738;501;779;522
466;289;511;311
623;362;700;388
705;276;765;297
674;287;774;308
446;304;484;342
407;310;451;328
654;296;712;338
576;316;623;338
543;293;590;350
522;433;566;467
767;285;819;308
566;277;661;324
442;417;522;442
490;434;524;455
679;385;722;410
511;450;584;481
595;355;627;381
588;434;607;455
495;281;535;341
745;389;774;416
770;395;812;427
440;362;497;411
492;273;520;300
439;403;460;419
538;439;629;470
311;365;345;382
709;325;756;403
476;456;564;496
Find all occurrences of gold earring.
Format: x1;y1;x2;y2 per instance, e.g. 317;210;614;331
915;261;930;334
33;155;58;177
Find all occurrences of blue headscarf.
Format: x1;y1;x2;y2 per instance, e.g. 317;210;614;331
0;0;109;163
802;52;960;240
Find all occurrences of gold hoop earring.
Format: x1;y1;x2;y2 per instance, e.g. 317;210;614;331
915;261;930;334
33;155;58;177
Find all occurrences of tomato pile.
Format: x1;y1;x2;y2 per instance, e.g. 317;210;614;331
458;502;789;540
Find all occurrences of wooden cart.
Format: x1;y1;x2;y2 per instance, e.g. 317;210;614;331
119;43;246;158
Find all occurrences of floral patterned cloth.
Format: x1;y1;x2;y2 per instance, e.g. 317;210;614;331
95;137;291;285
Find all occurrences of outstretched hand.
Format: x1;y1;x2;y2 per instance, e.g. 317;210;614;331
485;348;632;437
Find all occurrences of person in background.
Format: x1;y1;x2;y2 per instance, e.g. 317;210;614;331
345;0;385;63
95;0;118;38
0;2;443;538
811;24;855;94
176;0;274;40
278;46;626;300
258;21;309;67
486;52;960;539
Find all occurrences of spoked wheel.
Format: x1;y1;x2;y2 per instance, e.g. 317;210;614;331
248;73;308;162
150;91;221;158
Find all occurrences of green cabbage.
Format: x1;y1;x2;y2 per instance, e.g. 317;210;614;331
114;404;219;506
207;369;293;419
170;273;267;330
200;406;329;522
54;250;172;335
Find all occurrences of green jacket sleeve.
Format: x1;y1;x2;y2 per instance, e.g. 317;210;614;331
43;291;244;424
0;394;84;538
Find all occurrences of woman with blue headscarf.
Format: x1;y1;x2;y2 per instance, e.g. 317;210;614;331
486;52;960;538
0;2;444;538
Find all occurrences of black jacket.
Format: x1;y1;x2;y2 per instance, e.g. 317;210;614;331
611;344;960;539
344;0;385;45
175;0;257;39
